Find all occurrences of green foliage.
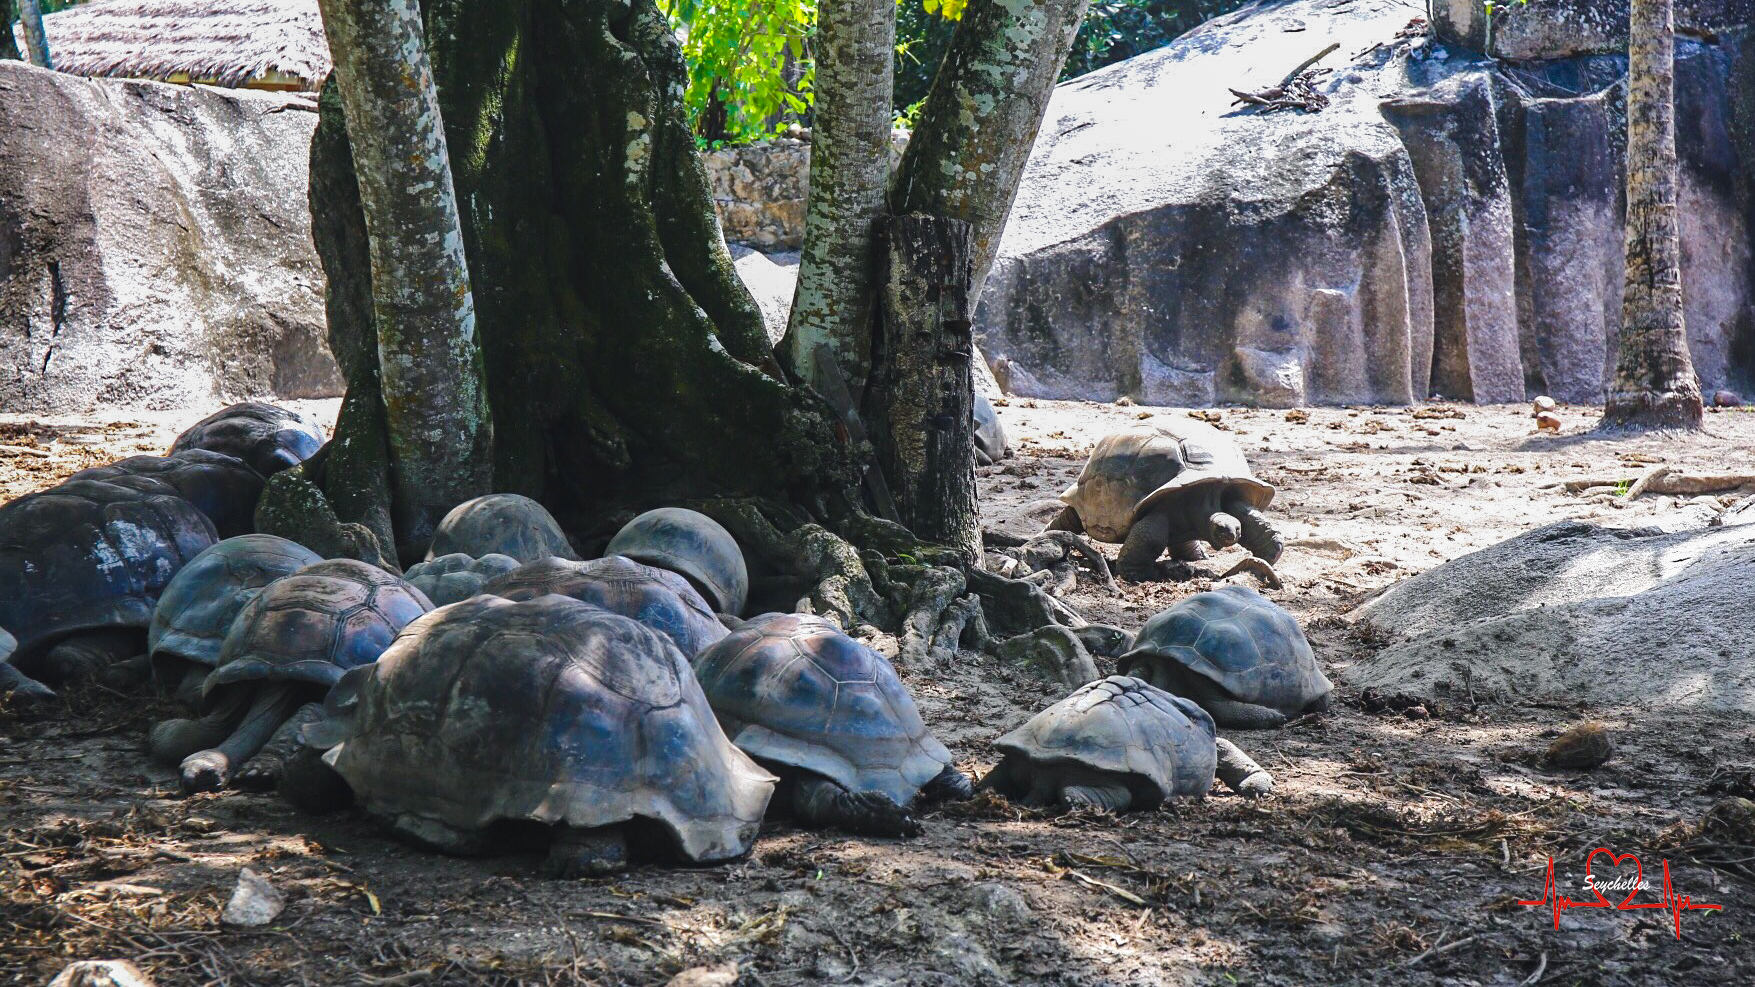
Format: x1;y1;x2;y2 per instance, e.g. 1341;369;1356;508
660;0;817;145
1061;0;1246;80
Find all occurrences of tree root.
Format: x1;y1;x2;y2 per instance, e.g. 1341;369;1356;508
254;462;399;573
993;625;1100;687
701;499;888;628
966;567;1086;638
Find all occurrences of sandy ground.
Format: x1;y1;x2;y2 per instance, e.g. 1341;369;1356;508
3;398;1753;987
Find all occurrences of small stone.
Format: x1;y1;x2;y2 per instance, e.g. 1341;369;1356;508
1535;411;1561;433
969;881;1033;924
1115;395;1135;406
1285;408;1310;423
220;867;285;928
1713;390;1743;408
1532;396;1557;414
1545;722;1613;770
49;961;155;987
665;962;739;987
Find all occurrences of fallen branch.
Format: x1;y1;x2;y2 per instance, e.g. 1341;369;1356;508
1550;469;1755;496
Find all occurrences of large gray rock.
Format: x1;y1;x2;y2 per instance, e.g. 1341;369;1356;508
0;63;341;413
1432;0;1754;61
977;0;1755;406
1346;518;1755;713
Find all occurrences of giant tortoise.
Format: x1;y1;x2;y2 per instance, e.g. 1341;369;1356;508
151;559;431;793
485;555;728;658
169;402;325;478
1050;422;1282;580
1118;586;1331;728
427;494;577;563
691;612;971;836
606;508;748;615
291;594;776;875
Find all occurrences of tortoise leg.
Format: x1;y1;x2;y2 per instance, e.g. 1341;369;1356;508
1117;510;1172;581
917;764;975;804
389;814;487;855
544;825;630;878
1171;540;1209;562
95;653;152;692
149;688;252;765
233;702;326;792
180;685;301;794
279;745;353;813
1059;781;1134;813
1200;697;1290;730
1214;738;1274;798
1042;506;1084;534
793;775;921;837
40;631;141;685
0;662;58;710
1225;496;1284;563
172;666;208;707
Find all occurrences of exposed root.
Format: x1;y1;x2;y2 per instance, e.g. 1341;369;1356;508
1219;556;1284;590
702;500;888;628
254;463;399;573
966;567;1086;638
933;593;992;654
993;625;1100;687
891;565;966;666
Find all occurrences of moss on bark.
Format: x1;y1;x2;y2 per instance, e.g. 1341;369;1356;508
309;0;857;558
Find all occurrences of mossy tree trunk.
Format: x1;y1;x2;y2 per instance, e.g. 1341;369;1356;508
781;0;896;395
2;0;21;61
316;0;492;555
1601;0;1703;430
17;0;49;69
891;0;1092;298
288;0;854;564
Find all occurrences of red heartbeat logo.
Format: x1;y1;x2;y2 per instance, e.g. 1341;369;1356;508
1519;849;1723;938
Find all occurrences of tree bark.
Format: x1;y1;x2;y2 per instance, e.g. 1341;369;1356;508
890;0;1090;299
286;0;852;562
863;214;980;561
17;0;49;68
780;0;896;394
1600;0;1703;430
2;0;22;61
316;0;493;554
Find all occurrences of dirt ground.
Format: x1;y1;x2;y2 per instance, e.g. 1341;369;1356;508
3;398;1753;987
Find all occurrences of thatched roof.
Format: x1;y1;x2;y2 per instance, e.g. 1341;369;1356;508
18;0;330;90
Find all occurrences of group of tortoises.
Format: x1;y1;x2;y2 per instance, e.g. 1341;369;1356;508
0;401;1331;874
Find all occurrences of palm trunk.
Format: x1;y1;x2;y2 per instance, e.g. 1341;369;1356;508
890;0;1091;299
316;0;493;553
780;0;896;394
1600;0;1703;429
3;0;22;61
17;0;49;69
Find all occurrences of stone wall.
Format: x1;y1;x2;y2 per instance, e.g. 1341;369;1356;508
0;63;341;413
702;131;909;252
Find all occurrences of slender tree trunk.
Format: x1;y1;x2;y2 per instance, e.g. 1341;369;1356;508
864;215;980;560
1601;0;1703;429
17;0;49;69
316;0;492;552
2;0;22;61
890;0;1090;299
781;0;896;394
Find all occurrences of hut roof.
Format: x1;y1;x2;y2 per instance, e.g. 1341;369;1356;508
18;0;330;90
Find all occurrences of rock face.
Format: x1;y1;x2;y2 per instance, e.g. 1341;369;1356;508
1432;0;1754;61
0;63;341;413
978;0;1755;406
703;132;909;253
1346;517;1755;713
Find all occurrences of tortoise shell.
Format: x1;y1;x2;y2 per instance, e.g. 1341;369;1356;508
201;559;431;704
992;676;1217;805
485;555;728;658
147;534;323;684
1059;422;1273;543
691;612;952;806
1118;586;1331;719
606;508;748;615
70;450;266;539
0;475;217;673
973;393;1010;464
324;594;775;863
427;494;577;563
169;402;325;477
404;552;520;606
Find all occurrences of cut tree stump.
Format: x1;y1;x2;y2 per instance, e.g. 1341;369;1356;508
864;213;981;561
